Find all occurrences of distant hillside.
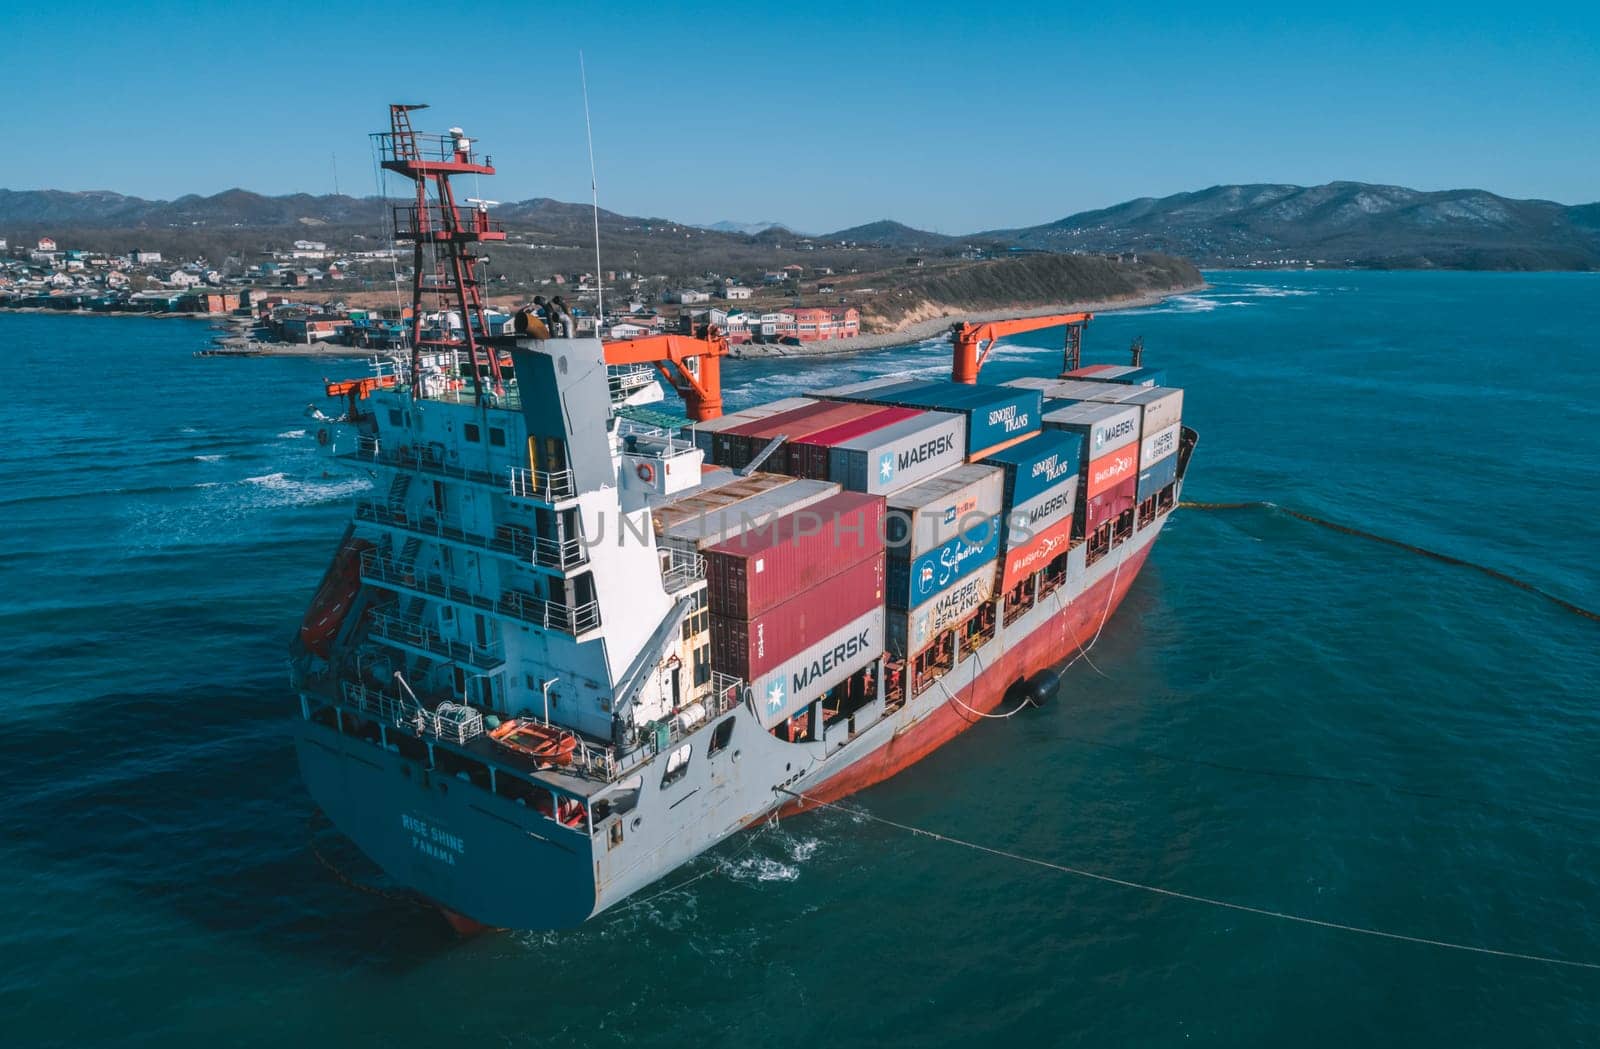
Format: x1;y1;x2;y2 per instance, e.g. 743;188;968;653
985;182;1600;270
824;220;961;249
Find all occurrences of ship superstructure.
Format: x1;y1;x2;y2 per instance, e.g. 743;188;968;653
290;107;1196;930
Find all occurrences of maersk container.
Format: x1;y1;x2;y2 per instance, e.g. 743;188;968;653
704;491;886;619
690;397;813;456
888;567;997;658
978;430;1082;508
749;606;885;729
1084;475;1137;534
1121;386;1184;436
828;411;967;496
786;405;921;479
872;381;1042;457
1000;514;1074;590
884;463;1005;557
710;554;885;682
660;478;841;550
1042;401;1141;460
1140;422;1181;469
886;516;1002;609
1137;453;1179;501
1084;443;1139;499
1006;472;1079;538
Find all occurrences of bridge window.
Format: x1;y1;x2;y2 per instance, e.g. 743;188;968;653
708;717;735;757
661;743;692;788
464;423;481;443
489;427;507;447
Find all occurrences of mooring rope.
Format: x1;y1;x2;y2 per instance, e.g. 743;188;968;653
773;787;1600;971
1181;501;1600;622
307;812;430;910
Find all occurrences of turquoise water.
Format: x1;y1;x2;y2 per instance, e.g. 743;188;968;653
2;271;1597;1047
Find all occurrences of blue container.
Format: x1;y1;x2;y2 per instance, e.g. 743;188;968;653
979;431;1082;507
1110;367;1167;387
1136;453;1179;501
875;381;1042;456
886;515;1001;608
824;378;930;404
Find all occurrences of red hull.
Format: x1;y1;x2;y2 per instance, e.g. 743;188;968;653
779;541;1153;815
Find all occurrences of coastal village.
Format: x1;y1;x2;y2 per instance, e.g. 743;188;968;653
0;232;865;350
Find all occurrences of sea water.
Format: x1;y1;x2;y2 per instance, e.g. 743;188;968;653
1;271;1597;1047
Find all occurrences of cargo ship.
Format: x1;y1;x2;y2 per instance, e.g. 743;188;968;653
290;107;1197;930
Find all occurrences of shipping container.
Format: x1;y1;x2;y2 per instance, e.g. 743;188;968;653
886;515;1001;609
704;491;886;618
689;397;813;456
1084;443;1139;499
1006;472;1079;538
888;568;996;658
1084;475;1137;534
786;405;921;479
659;478;841;549
874;381;1042;457
1068;365;1167;387
1041;401;1142;460
1120;386;1184;435
1001;515;1075;590
1009;378;1139;403
1137;453;1180;501
718;400;872;469
827;411;967;495
748;606;885;729
884;463;1005;557
1064;364;1120;378
978;430;1082;508
710;554;885;681
1000;376;1062;391
1139;422;1181;468
1071;382;1151;404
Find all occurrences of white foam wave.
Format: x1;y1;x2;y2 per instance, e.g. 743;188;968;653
241;471;371;507
192;454;226;463
277;429;308;439
722;854;801;883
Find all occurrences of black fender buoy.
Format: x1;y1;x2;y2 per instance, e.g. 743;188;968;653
1024;665;1067;707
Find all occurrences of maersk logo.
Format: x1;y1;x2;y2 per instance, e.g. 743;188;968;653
878;452;896;484
897;433;955;470
791;628;872;690
765;678;786;714
1025;488;1073;524
1094;418;1136;450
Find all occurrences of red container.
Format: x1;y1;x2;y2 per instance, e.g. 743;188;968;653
1084;475;1137;534
1065;364;1117;377
787;405;920;478
725;402;877;469
704;491;887;618
1084;444;1138;499
710;554;885;680
1001;515;1074;589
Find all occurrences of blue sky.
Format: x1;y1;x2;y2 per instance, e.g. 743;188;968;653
4;2;1595;233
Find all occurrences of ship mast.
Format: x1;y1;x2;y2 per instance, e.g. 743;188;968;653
375;103;507;403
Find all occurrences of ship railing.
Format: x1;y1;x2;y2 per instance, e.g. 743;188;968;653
341;680;486;745
659;548;706;593
616;418;696;457
612;676;749;776
608;363;659;399
392;204;505;240
375;131;490;167
507;465;576;502
359;551;600;636
354;502;588;571
348;439;507;490
368;610;505;669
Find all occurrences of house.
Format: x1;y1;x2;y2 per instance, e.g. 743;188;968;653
608;322;652;339
723;285;753;300
761;271;787;284
166;270;201;288
789;306;860;342
132;249;162;264
292;239;327;252
37;237;57;252
758;311;796;338
817;283;836;294
905;256;925;267
722;310;752;343
670;288;710;305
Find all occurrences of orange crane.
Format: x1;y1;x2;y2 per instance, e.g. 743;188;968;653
949;312;1092;383
601;326;729;421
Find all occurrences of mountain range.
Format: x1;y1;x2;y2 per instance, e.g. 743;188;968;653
3;182;1596;269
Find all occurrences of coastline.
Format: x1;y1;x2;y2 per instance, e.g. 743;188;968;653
0;280;1206;362
724;282;1206;360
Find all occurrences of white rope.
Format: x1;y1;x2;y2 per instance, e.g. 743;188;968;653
774;787;1600;972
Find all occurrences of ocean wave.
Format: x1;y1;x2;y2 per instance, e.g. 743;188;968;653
241;471;371;507
721;853;801;883
277;429;308;439
193;454;226;463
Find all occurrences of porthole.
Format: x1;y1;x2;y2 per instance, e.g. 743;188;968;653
631;816;643;830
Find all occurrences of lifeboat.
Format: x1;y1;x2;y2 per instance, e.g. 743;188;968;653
299;537;374;658
488;718;579;768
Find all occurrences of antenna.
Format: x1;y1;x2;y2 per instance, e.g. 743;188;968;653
331;153;340;197
580;51;604;322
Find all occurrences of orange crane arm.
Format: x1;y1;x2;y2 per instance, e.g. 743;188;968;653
950;312;1093;383
601;329;728;420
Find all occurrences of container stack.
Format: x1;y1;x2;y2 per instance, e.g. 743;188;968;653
824;410;968;495
712;400;884;470
705;491;886;728
882;464;1004;658
688;397;813;458
977;430;1082;592
1062;364;1167;387
818;380;1043;459
784;405;921;479
1123;387;1184;503
1040;401;1142;538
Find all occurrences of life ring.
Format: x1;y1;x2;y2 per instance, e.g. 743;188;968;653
636;462;655;483
316;427;330;447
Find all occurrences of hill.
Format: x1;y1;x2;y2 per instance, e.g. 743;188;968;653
823;220;961;250
985;182;1600;269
